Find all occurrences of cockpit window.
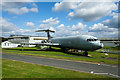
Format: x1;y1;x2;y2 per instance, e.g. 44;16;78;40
87;39;98;41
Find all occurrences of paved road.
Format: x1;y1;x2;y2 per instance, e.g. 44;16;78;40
2;53;120;78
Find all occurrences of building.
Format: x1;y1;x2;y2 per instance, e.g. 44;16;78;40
99;37;120;47
2;35;48;48
1;41;20;48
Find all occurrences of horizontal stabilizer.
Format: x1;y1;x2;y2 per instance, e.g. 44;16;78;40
36;29;55;33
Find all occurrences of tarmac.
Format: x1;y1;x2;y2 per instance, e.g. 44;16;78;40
2;53;120;78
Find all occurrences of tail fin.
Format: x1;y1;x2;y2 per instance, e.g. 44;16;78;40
36;29;55;40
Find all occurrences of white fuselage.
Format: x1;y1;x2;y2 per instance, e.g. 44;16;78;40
50;35;103;51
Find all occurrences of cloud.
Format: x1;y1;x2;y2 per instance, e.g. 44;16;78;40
0;17;18;37
72;22;87;31
0;17;18;32
2;0;119;2
37;17;87;37
52;1;77;12
54;22;118;37
1;2;38;15
29;7;38;12
55;22;87;37
26;22;34;27
89;23;117;32
41;17;60;24
2;0;34;2
53;0;117;22
38;17;60;30
16;29;33;35
102;13;118;28
37;18;87;37
35;17;60;37
1;17;35;37
39;17;87;36
55;24;72;37
88;23;118;37
1;16;118;38
57;24;64;29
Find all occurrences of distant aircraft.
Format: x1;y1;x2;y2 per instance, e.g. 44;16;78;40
23;29;104;56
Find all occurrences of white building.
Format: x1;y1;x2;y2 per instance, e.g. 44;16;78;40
1;41;20;48
2;35;48;48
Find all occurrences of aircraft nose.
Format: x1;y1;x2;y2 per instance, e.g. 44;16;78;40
100;43;104;48
97;43;104;49
93;42;104;49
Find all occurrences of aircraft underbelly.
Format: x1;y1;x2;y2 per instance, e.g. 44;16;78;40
60;41;95;50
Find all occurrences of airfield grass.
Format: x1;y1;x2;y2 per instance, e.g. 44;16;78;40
2;47;119;65
0;59;2;79
98;46;120;53
2;59;112;78
101;46;120;50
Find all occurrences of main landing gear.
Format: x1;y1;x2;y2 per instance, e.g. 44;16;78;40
49;46;52;50
83;51;88;56
61;48;67;52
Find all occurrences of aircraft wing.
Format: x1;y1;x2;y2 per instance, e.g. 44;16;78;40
21;42;60;46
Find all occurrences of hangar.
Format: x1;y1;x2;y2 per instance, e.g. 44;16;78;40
99;37;120;47
2;35;48;48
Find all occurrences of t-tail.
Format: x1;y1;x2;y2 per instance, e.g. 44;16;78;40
36;29;55;40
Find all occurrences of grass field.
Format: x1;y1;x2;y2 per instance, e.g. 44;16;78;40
2;47;119;65
101;46;120;51
98;46;120;53
2;59;112;78
0;59;2;79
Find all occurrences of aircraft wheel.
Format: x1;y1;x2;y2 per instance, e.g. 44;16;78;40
49;46;52;50
83;51;88;56
61;48;68;52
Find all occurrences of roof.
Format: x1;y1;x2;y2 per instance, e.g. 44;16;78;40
8;35;47;38
2;41;11;43
98;37;120;42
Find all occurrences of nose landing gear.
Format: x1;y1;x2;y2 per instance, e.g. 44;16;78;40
83;51;88;56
